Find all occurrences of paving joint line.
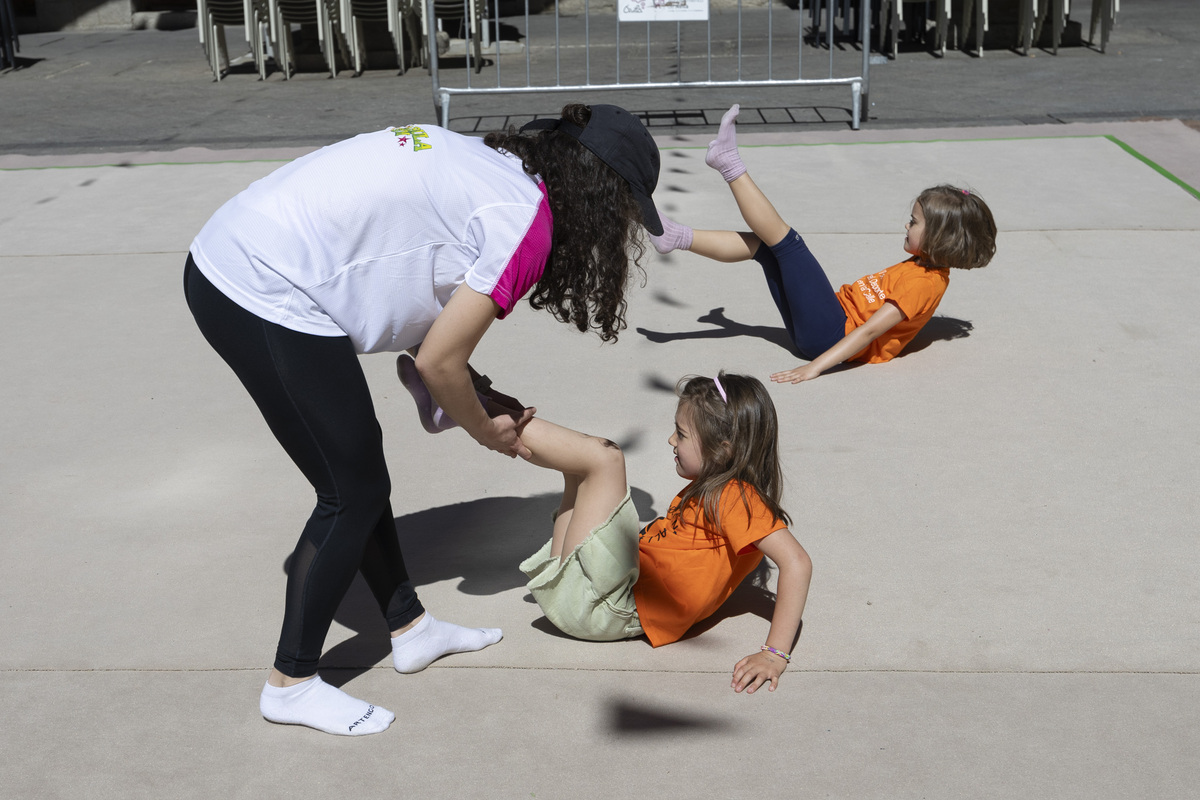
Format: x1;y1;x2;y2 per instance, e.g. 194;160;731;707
5;666;1198;676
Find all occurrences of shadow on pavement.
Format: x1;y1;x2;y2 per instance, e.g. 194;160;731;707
681;560;778;642
285;486;661;681
637;306;797;351
899;315;973;356
608;697;734;734
639;307;974;360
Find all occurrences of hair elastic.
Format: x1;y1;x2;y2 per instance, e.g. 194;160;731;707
713;375;728;404
761;645;791;662
962;188;971;195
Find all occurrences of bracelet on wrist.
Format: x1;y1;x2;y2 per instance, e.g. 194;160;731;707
761;645;791;662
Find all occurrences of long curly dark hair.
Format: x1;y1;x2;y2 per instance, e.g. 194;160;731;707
484;104;646;342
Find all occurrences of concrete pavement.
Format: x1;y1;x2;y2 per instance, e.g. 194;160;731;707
3;2;1200;796
2;0;1198;153
3;119;1199;797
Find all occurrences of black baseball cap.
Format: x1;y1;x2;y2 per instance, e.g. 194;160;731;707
521;105;663;235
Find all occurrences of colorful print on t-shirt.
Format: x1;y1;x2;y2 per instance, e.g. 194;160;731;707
390;125;432;151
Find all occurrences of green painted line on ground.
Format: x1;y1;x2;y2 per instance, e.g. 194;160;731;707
1105;135;1200;201
662;133;1200;201
3;135;1197;202
0;159;295;172
658;134;1121;151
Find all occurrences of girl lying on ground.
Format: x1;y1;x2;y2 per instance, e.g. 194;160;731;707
651;104;997;383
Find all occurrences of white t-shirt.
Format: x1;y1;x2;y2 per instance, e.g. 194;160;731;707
190;125;553;354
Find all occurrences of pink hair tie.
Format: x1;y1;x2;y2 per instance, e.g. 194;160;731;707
713;375;728;404
962;188;970;195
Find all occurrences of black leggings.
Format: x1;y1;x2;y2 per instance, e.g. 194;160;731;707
184;256;423;677
753;229;849;360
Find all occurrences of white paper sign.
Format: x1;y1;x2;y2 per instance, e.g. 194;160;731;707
618;0;710;23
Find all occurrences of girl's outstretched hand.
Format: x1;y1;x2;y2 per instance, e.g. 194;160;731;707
770;363;823;384
731;650;786;694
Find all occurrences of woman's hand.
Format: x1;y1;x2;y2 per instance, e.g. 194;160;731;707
475;407;536;459
731;650;787;694
418;285;525;451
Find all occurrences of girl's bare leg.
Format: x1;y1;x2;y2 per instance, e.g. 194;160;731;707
520;418;628;559
689;229;762;262
726;172;792;248
705;103;792;248
654;104;793;261
679;175;789;260
652;214;756;260
549;473;582;557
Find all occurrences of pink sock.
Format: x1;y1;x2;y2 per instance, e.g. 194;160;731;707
397;354;454;433
396;354;486;433
649;215;694;254
705;104;746;183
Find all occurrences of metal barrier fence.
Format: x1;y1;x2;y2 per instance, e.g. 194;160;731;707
425;0;871;130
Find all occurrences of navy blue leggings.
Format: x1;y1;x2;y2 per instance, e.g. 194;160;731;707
184;256;424;677
753;229;848;360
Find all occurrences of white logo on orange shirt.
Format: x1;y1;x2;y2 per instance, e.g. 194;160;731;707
868;274;887;300
855;277;876;304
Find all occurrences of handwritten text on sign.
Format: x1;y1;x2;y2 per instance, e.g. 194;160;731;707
619;0;710;23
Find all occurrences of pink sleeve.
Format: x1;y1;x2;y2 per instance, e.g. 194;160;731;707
490;183;553;319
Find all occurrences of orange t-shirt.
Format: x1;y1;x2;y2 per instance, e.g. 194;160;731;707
633;481;788;647
836;259;950;363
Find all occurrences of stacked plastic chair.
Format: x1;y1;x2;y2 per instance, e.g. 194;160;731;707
879;0;951;59
808;0;867;49
338;0;419;75
1089;0;1117;53
418;0;483;74
1025;0;1117;56
1;0;19;70
270;0;347;78
958;0;988;56
197;0;270;80
1031;0;1068;55
1016;0;1039;54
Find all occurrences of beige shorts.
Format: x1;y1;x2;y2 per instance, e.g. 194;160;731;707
519;488;644;641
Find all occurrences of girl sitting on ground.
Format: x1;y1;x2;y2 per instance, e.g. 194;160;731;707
650;104;998;384
399;368;812;692
520;372;812;693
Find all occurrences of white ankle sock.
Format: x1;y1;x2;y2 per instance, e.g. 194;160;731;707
391;613;503;674
260;675;394;736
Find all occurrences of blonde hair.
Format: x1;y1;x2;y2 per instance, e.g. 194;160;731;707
674;372;789;535
915;185;997;270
